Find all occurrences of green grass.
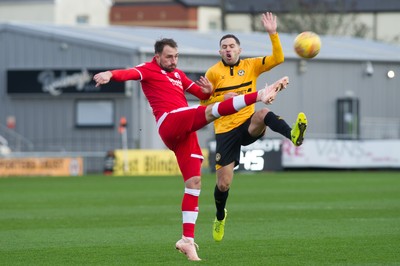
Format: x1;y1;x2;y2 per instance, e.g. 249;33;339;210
0;171;399;265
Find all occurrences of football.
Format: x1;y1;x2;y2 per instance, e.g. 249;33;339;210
294;31;321;59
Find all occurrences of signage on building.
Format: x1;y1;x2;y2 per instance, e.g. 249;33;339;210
282;139;400;168
0;157;83;177
112;149;209;176
7;69;125;96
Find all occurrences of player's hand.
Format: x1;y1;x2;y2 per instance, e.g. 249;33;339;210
195;76;213;94
93;71;112;87
262;12;277;35
224;92;238;100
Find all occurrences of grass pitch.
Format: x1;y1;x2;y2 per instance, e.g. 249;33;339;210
0;171;399;265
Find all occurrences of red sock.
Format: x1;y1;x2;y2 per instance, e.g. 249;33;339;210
181;188;200;238
213;92;258;117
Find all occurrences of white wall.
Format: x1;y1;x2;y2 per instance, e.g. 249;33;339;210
0;2;54;23
357;12;400;44
0;0;111;26
55;0;112;26
225;14;252;33
197;7;220;32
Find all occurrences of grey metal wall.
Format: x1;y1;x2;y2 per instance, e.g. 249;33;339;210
0;28;137;172
1;25;399;173
175;53;400;145
255;58;400;140
137;50;400;150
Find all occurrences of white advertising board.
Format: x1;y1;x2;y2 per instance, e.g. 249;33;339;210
282;139;400;168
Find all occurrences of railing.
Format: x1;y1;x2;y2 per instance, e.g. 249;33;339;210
0;124;34;152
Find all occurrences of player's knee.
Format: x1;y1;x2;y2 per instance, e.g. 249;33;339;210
249;108;269;134
217;179;231;192
218;183;230;192
185;175;201;189
251;108;268;123
257;108;270;118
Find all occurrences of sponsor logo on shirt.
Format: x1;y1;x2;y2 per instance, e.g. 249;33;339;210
167;74;183;88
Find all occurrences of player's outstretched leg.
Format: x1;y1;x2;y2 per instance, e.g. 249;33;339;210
291;112;307;146
258;76;289;104
206;77;288;124
175;236;201;261
213;208;227;242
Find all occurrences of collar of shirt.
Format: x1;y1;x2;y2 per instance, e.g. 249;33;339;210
222;58;241;67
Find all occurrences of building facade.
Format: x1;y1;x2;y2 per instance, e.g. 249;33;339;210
1;22;400;173
1;0;400;44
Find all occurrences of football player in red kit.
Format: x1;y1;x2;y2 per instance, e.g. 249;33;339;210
93;38;288;261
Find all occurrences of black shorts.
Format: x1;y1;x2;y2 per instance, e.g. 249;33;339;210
215;116;265;168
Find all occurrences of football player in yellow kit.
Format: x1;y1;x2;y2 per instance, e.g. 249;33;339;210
200;12;308;242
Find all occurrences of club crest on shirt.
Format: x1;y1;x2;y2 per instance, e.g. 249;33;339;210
174;72;180;79
238;70;245;76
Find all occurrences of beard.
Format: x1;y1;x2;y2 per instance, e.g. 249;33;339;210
161;63;176;72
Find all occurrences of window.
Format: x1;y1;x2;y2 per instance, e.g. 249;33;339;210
209;21;218;30
76;15;89;25
75;100;114;127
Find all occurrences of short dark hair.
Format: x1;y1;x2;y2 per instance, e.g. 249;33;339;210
154;38;178;54
219;34;240;46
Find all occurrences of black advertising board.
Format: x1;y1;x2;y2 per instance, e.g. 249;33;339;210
208;139;283;172
7;69;125;96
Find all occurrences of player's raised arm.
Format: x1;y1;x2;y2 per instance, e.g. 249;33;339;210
261;12;284;69
262;12;277;35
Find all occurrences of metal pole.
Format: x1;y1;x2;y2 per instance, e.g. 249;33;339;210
119;117;129;174
220;0;226;30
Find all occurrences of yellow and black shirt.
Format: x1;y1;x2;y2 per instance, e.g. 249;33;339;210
201;33;284;134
